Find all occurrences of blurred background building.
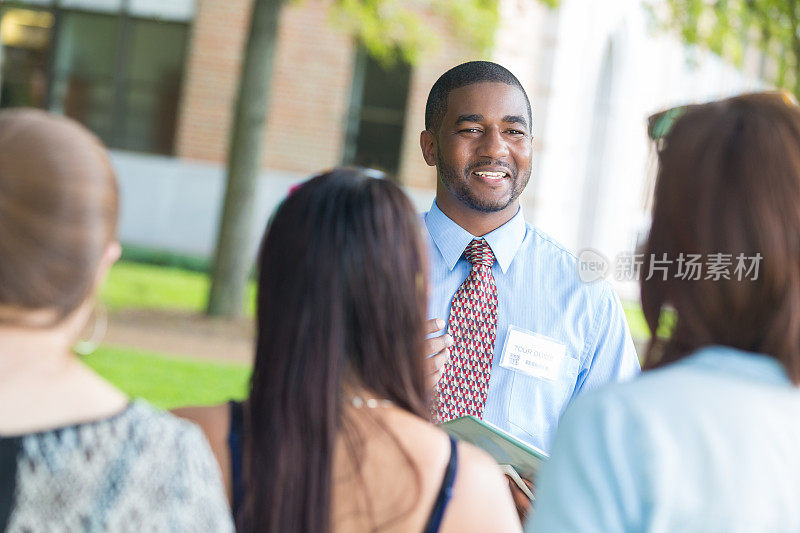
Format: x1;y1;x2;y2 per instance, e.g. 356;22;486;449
0;0;764;295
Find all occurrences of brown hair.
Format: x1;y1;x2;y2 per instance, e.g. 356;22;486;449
642;92;800;384
244;168;429;532
0;109;118;326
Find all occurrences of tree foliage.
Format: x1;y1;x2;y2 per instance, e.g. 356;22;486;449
329;0;558;66
650;0;800;96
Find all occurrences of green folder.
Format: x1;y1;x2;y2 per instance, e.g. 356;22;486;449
441;415;548;480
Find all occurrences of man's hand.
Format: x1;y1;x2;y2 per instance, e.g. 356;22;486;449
506;474;535;523
424;318;453;390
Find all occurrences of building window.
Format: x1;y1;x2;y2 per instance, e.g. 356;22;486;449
0;7;53;109
343;48;411;177
0;0;191;155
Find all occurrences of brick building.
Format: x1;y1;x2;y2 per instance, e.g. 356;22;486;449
0;0;763;277
0;0;555;253
174;0;547;188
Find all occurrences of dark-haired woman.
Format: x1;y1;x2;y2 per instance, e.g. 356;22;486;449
195;168;519;532
527;92;800;531
0;109;233;531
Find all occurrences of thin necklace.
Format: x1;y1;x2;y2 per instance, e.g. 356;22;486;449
350;395;394;409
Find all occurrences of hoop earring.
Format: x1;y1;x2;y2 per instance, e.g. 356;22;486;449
73;301;108;356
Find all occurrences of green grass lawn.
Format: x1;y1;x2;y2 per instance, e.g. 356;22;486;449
96;261;254;407
101;261;257;316
96;260;658;407
84;345;250;409
622;301;676;341
103;260;655;340
623;302;650;340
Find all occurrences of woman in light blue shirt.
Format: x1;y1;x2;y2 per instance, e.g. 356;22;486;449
527;92;800;532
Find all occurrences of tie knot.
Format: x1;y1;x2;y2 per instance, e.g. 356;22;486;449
464;239;495;267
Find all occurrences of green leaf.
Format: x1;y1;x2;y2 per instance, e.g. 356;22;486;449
655;0;800;99
325;0;562;66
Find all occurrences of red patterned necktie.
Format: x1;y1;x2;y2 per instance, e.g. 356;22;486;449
436;239;498;422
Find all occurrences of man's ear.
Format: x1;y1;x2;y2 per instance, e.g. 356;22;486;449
420;130;438;167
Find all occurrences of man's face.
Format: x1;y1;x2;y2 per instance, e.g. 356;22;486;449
430;82;533;213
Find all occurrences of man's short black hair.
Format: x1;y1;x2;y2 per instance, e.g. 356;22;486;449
425;61;532;133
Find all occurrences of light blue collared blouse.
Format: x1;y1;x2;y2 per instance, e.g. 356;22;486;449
527;345;800;532
424;201;640;452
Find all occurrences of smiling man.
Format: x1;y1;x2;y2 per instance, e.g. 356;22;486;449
421;61;640;453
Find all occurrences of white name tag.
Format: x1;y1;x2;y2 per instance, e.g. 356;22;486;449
499;325;567;381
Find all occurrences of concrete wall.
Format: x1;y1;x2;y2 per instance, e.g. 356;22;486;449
111;151;435;260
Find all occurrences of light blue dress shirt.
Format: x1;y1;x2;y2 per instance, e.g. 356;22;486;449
424;201;640;452
527;345;800;532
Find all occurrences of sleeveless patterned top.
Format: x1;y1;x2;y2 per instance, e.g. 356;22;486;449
0;400;233;532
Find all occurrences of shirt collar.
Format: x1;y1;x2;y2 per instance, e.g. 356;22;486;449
424;200;526;274
681;345;792;387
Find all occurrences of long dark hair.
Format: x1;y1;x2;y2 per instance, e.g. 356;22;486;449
642;92;800;384
243;168;430;532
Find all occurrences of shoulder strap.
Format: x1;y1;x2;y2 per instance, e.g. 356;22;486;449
422;435;459;533
0;437;21;532
228;401;245;520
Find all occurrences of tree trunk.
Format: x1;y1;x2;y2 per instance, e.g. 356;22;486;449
206;0;283;317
